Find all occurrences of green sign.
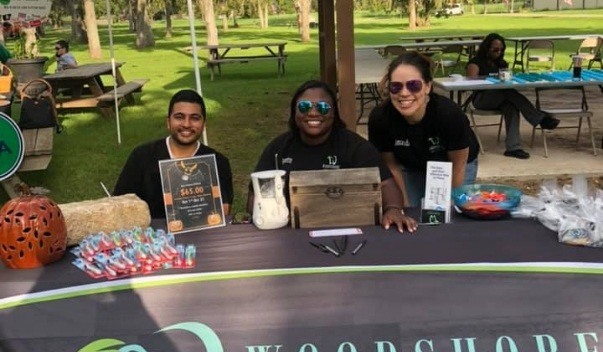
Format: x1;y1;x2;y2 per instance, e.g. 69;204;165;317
0;112;24;181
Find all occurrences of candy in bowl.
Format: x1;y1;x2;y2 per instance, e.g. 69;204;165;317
452;184;522;220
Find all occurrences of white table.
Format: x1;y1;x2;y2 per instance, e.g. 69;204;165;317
433;69;603;104
354;48;390;122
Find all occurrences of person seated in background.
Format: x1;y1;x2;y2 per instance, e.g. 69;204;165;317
114;89;233;218
55;40;78;71
247;79;417;233
466;32;560;160
368;51;480;208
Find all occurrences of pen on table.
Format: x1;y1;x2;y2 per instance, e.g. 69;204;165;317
320;244;340;257
100;182;112;197
351;240;367;255
309;242;326;253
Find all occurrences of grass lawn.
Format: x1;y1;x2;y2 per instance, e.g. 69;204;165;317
2;10;602;213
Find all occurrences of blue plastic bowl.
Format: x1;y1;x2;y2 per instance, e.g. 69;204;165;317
452;184;522;220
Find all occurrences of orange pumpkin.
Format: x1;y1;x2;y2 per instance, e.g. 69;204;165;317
0;193;67;269
207;212;222;226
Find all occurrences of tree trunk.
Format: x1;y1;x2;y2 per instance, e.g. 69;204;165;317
408;0;417;30
68;0;87;44
129;0;136;31
299;0;310;42
262;3;269;28
83;0;102;59
222;16;228;31
165;0;173;38
257;0;266;29
135;0;155;48
198;0;219;45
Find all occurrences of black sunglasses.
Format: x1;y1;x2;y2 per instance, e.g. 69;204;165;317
297;100;332;115
389;80;424;94
55;47;62;50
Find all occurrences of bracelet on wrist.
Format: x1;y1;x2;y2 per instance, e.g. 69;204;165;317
383;205;405;215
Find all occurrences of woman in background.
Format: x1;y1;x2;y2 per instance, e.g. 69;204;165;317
466;32;559;160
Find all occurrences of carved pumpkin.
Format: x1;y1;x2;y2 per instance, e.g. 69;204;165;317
207;212;222;226
0;192;67;269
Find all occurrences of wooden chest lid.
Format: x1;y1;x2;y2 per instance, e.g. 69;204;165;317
289;167;380;187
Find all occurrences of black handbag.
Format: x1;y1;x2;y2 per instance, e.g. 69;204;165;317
18;79;62;133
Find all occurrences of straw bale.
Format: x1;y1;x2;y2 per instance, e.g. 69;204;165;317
59;194;151;246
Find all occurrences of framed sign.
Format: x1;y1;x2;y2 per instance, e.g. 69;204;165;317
159;155;225;234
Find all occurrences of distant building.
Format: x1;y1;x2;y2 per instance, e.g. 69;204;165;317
528;0;603;10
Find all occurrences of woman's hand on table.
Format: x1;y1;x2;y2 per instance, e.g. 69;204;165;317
382;207;418;234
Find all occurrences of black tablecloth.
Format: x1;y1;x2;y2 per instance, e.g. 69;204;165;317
1;215;602;351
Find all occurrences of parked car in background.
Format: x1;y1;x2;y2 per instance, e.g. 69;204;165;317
436;4;464;17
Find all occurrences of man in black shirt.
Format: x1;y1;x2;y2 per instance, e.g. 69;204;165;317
114;90;233;219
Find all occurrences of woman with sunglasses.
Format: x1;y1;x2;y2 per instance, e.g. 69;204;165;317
466;33;559;160
248;80;418;233
368;51;480;207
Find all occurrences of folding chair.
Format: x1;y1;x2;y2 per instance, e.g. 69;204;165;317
568;37;603;69
466;101;504;154
526;40;555;72
530;86;597;157
433;44;464;76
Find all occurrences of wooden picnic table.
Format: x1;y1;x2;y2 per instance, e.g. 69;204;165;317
200;42;288;80
43;63;148;118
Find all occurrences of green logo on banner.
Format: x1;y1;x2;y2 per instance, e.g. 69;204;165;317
0;112;24;181
0;0;10;5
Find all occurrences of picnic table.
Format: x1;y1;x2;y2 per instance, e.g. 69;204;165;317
201;42;288;80
357;39;482;58
43;63;148;119
399;33;485;42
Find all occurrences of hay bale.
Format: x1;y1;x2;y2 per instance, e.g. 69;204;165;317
59;194;151;246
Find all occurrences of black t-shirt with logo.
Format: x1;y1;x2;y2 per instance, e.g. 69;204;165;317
368;93;479;172
254;126;392;200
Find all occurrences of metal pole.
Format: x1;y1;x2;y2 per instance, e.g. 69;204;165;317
186;0;208;145
105;0;121;145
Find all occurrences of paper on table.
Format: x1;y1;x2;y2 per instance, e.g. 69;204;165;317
309;228;363;238
440;79;494;87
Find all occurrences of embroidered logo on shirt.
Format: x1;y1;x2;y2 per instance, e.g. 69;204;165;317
282;157;293;165
428;136;444;153
322;155;340;169
394;139;410;147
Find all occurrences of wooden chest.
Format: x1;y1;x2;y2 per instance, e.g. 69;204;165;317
289;167;382;229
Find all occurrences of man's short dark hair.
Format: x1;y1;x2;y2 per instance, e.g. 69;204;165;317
56;40;69;51
168;89;206;118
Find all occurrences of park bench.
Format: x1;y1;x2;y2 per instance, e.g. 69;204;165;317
97;79;149;106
